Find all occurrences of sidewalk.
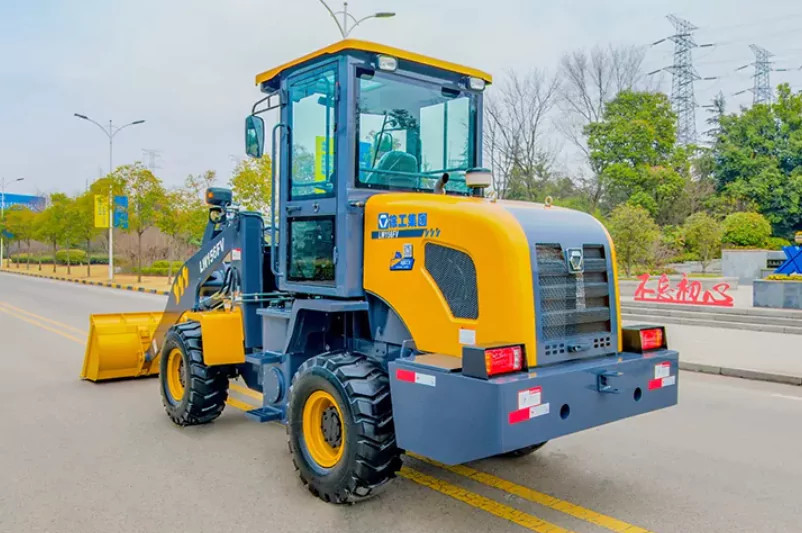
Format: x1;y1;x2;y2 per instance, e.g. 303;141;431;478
624;320;802;386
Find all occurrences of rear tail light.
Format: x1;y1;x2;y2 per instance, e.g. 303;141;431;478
622;325;667;353
463;344;526;379
485;346;523;376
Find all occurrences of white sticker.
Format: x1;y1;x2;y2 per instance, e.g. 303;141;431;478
662;375;676;387
415;373;437;387
232;248;242;261
529;403;550;418
518;387;542;409
459;328;476;345
655;362;671;379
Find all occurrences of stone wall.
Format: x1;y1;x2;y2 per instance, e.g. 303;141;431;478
753;280;802;309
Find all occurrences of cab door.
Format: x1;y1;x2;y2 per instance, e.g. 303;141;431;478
278;62;339;295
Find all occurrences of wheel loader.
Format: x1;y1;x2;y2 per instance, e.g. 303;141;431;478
82;40;679;503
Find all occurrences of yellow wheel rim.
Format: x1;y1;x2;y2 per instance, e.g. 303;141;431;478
166;348;185;402
302;390;346;468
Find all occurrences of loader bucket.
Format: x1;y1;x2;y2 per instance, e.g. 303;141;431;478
81;312;164;382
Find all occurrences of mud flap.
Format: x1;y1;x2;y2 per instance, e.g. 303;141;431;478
81;312;163;381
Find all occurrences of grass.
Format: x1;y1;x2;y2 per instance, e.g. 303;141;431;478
1;262;172;292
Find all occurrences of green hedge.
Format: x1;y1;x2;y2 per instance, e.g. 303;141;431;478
151;260;184;269
55;249;87;264
132;267;171;276
9;252;115;265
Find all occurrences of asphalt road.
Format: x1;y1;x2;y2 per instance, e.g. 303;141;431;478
1;273;801;533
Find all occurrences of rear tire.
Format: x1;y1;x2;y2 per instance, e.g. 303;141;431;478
288;352;402;504
499;442;547;458
159;320;229;426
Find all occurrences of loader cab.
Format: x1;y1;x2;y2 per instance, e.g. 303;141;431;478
246;40;491;298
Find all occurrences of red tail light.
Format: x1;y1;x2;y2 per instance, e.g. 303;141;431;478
622;325;667;353
485;346;523;376
640;328;664;351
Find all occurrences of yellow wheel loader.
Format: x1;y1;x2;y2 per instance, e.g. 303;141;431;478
82;40;679;504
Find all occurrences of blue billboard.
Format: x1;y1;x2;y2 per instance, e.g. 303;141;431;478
1;193;46;212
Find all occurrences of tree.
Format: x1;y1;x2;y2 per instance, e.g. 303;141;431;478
585;90;689;224
3;205;36;269
73;191;102;276
484;69;561;199
606;204;660;277
36;193;71;273
714;84;802;235
721;212;771;248
683;212;722;272
229;156;272;213
116;163;165;282
557;44;653;209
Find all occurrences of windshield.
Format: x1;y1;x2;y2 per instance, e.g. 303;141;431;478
356;70;476;194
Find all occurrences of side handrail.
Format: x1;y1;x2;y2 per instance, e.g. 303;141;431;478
271;122;290;277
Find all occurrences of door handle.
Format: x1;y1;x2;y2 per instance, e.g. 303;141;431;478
285;205;301;213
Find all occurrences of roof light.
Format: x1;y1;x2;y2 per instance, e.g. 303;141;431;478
377;55;398;72
468;77;486;91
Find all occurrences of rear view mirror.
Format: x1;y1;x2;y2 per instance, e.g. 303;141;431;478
245;115;265;158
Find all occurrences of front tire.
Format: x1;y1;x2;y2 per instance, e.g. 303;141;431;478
159;321;229;426
499;442;548;458
288;352;402;504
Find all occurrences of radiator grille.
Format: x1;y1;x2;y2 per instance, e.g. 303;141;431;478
425;243;479;319
535;244;611;341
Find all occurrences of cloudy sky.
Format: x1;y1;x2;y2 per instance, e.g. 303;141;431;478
2;0;802;196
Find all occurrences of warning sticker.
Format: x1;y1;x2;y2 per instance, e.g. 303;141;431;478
518;387;542;409
415;373;437;387
459;328;476;345
655;362;671;379
530;403;550;418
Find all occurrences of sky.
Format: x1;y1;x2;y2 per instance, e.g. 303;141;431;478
2;0;802;197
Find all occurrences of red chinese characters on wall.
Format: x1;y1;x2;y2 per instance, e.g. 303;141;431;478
633;273;734;307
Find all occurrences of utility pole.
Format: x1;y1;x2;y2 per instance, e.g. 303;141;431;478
73;114;146;280
649;15;715;146
317;1;395;39
0;177;25;268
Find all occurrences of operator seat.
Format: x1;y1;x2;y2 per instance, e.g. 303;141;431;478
372;151;419;189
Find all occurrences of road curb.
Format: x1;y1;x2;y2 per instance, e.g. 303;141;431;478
0;268;170;296
680;361;802;386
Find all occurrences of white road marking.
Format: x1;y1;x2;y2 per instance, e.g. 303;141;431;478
771;394;802;402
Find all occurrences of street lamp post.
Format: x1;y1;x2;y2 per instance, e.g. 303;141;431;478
317;1;395;39
0;177;25;269
73;114;145;281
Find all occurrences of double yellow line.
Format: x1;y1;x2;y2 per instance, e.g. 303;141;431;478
0;300;652;533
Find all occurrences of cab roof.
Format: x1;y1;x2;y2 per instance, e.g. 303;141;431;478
255;39;493;87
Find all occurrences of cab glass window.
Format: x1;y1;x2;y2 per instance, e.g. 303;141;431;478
356;71;476;194
288;67;337;200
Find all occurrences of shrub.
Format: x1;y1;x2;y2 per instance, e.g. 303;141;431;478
606;204;660;277
683;212;723;273
721;212;771;248
132;267;171;276
55;249;88;264
766;237;792;251
151;260;184;269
